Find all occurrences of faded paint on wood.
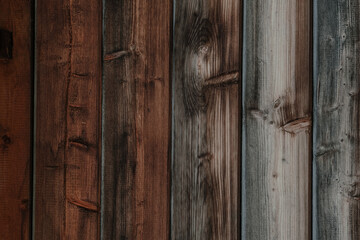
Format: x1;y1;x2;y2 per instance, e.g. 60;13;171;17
172;0;241;239
244;1;311;239
34;0;101;239
0;0;32;239
315;0;360;239
102;0;171;239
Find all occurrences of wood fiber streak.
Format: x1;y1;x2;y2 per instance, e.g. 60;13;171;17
244;1;311;239
103;0;171;239
316;0;360;239
35;0;101;239
0;0;32;239
172;1;240;239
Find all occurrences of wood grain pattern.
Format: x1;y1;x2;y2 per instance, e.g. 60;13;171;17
102;0;171;239
172;1;240;239
0;0;32;239
244;1;311;239
315;0;360;239
34;0;101;239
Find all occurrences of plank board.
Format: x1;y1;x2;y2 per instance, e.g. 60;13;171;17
102;0;171;239
172;1;241;239
0;0;32;239
34;0;102;239
243;1;311;239
315;0;360;239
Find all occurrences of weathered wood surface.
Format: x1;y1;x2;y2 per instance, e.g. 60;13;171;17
172;0;241;239
315;0;360;239
34;0;101;239
0;0;32;239
102;0;171;239
244;1;311;239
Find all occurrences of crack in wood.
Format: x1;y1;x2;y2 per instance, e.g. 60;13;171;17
203;71;239;88
67;197;98;212
104;50;130;61
281;117;311;134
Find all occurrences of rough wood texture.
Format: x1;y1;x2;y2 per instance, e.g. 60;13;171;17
0;0;32;239
172;1;240;239
244;1;311;239
315;0;360;239
102;0;171;239
35;0;101;239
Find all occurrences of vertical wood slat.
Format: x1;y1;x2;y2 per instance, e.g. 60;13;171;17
102;0;171;239
244;1;311;239
0;0;32;239
172;0;241;239
34;0;101;239
315;0;360;239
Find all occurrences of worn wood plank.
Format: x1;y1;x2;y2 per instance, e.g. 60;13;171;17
315;0;360;239
244;1;311;239
0;0;32;239
102;0;171;239
172;1;240;239
34;0;101;239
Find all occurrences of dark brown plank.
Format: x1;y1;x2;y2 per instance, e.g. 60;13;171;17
102;0;171;239
315;0;360;239
244;1;311;239
34;0;101;239
0;0;32;239
172;1;241;239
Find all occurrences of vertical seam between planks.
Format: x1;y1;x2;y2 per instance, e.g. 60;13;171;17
312;0;318;239
241;0;247;239
32;0;38;238
170;0;176;239
100;0;105;238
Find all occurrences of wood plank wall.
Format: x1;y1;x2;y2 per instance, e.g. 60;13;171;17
102;0;171;239
244;1;311;239
34;0;102;239
3;0;360;239
0;0;33;239
172;0;241;239
315;0;360;239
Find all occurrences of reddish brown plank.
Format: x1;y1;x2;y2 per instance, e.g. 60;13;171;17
0;0;32;239
34;0;101;239
102;0;171;239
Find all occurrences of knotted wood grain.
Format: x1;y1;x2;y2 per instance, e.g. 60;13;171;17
34;0;102;239
315;0;360;239
244;1;311;239
102;0;171;239
172;1;241;239
0;0;32;239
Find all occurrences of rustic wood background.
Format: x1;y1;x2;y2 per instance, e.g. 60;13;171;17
0;0;359;239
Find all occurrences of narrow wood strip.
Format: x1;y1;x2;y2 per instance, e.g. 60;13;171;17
244;0;311;239
0;0;32;239
172;0;241;239
316;0;360;239
102;0;171;239
35;0;102;239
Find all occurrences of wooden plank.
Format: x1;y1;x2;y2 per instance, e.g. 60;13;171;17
243;1;311;239
315;0;360;239
172;1;241;239
34;0;101;239
0;0;32;239
102;0;171;239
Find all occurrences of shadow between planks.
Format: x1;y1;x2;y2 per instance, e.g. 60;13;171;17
1;0;360;239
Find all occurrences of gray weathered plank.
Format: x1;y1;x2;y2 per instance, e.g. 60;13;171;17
172;0;241;239
315;0;360;239
102;0;171;239
244;1;311;239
